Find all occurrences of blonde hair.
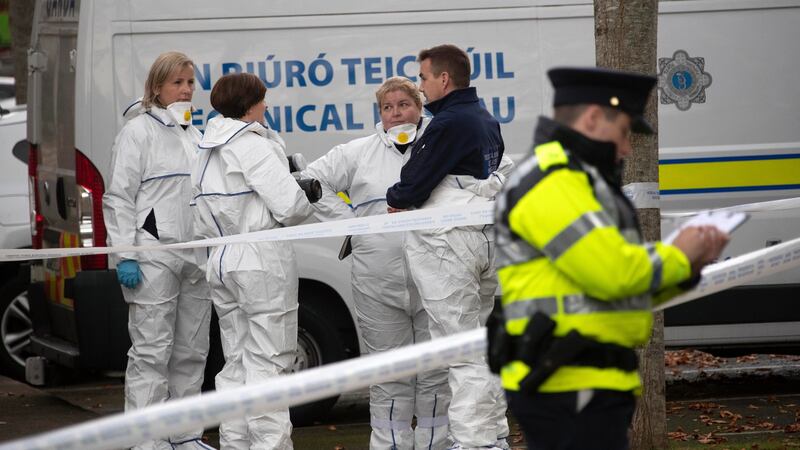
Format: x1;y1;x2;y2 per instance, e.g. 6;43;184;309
142;51;194;109
375;76;423;111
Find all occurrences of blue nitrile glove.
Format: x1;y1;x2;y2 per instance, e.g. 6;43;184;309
116;260;141;289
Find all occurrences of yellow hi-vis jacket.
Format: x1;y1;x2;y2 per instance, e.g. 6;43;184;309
495;121;692;394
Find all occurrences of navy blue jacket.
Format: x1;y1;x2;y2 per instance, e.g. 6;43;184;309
386;87;504;209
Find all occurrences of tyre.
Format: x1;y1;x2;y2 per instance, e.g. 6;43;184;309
0;275;33;380
288;299;350;426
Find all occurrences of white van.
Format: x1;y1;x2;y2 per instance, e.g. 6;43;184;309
0;101;32;380
23;0;800;415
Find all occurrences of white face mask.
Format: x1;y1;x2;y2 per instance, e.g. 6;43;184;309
386;123;417;145
166;101;193;126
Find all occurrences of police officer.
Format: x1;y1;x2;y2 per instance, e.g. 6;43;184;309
490;67;729;449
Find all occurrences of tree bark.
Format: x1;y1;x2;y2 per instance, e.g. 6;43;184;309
594;1;666;449
10;0;34;105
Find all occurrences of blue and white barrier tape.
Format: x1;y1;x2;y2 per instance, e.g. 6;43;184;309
0;328;486;450
2;197;799;262
655;233;800;311
662;196;800;219
0;202;494;262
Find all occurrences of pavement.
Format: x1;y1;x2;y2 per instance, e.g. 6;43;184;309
0;375;526;450
666;394;800;449
0;375;377;449
0;375;98;442
665;350;800;449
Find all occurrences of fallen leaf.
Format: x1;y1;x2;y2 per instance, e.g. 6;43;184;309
755;421;778;430
665;349;724;368
698;414;727;426
736;354;758;363
720;410;741;419
667;431;690;441
696;432;725;444
689;402;723;411
667;404;686;414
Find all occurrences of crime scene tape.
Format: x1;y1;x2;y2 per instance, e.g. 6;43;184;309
655;233;800;311
2;197;798;262
623;184;800;213
0;202;495;262
662;196;800;219
2;236;800;449
0;328;487;450
622;182;660;209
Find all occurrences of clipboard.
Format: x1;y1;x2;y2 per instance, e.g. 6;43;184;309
664;210;749;244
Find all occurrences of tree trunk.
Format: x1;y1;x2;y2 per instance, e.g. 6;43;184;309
594;1;666;449
10;0;34;105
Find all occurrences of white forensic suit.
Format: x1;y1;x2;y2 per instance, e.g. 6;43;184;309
403;156;515;450
103;103;213;450
192;116;312;450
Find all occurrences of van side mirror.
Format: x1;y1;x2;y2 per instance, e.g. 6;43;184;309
12;139;29;164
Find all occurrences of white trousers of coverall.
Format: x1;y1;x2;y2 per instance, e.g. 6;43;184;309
122;248;212;450
405;226;510;450
208;242;297;450
352;253;451;450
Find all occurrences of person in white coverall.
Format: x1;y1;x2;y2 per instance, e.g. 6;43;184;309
386;45;513;450
102;52;213;450
302;76;451;450
191;72;313;450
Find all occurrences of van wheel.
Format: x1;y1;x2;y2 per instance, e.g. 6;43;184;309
289;300;349;426
0;276;33;380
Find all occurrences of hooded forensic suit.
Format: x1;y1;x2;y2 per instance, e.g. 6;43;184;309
192;116;312;450
103;103;212;450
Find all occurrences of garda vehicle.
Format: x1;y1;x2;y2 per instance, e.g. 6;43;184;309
21;0;800;419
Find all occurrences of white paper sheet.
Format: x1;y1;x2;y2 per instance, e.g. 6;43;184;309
664;210;748;244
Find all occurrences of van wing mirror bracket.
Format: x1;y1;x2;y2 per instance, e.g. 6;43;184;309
28;50;48;75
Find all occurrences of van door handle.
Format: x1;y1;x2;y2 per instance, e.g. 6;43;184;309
56;176;68;220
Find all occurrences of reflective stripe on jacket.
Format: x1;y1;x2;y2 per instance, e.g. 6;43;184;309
495;131;691;394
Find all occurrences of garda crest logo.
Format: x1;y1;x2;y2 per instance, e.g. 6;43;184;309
658;50;712;111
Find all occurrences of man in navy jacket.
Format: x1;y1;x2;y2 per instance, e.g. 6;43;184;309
386;47;504;209
387;44;511;450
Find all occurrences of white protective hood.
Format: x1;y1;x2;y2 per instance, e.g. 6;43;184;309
199;116;269;149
